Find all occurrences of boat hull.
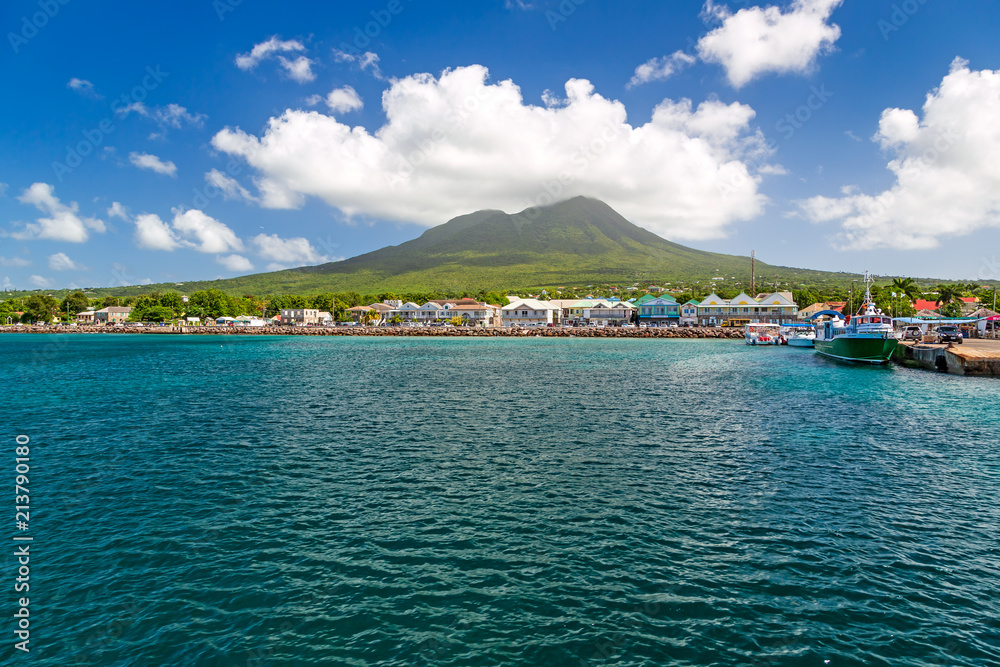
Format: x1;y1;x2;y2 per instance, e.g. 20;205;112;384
814;336;898;364
787;337;815;347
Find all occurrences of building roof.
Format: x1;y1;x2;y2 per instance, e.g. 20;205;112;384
503;298;557;311
913;299;940;312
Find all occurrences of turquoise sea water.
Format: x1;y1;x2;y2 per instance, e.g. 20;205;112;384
3;334;999;666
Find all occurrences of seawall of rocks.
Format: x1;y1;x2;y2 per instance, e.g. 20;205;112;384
2;325;746;339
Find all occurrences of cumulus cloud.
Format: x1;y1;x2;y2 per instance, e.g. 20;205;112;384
10;183;106;242
0;256;30;267
332;50;384;80
29;275;52;288
252;233;327;266
212;65;771;241
628;51;697;88
325;86;363;114
237;36;314;83
216;254;254;272
133;210;243;253
134;213;181;251
129;152;177;177
205;169;257;202
278;56;316;83
107;201;128;219
697;0;843;88
48;252;88;271
67;78;102;99
797;58;1000;250
172;209;244;253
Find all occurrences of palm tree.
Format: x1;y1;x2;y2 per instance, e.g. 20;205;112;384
935;284;962;309
891;277;921;303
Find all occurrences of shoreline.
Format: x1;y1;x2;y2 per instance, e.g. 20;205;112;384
0;325;746;339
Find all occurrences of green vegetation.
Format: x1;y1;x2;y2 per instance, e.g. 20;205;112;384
2;200;998;322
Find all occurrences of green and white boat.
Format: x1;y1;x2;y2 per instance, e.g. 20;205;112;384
812;273;899;365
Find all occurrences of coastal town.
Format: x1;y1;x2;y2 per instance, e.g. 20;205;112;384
3;284;997;332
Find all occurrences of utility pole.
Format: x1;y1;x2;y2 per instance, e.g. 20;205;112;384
751;250;756;296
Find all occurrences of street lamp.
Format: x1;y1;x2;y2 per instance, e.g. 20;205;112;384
850;280;858;315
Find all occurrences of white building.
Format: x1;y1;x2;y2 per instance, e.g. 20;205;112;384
502;299;560;326
281;309;319;325
696;292;798;325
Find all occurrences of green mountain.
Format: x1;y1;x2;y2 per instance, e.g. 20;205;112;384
55;197;857;297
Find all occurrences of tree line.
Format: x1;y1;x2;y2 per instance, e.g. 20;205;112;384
1;281;995;324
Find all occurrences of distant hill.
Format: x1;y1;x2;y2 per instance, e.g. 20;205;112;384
40;197;859;297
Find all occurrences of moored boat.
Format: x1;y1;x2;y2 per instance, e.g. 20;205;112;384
811;272;898;364
780;323;816;347
745;322;781;345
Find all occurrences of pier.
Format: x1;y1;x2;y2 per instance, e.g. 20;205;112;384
895;339;1000;377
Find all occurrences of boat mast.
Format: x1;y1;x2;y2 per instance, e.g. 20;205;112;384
861;271;874;312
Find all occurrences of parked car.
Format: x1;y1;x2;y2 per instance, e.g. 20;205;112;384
901;325;922;341
935;325;963;344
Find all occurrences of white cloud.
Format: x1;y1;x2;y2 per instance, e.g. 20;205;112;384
236;36;314;83
0;256;30;267
134;213;181;251
278;55;316;83
67;78;102;99
48;252;88;271
325;86;363;114
332;50;384;80
797;58;1000;250
115;102;206;129
252;233;327;266
697;0;843;88
205;169;257;202
133;209;244;254
107;201;128;219
171;209;244;253
628;51;697;88
10;183;106;242
236;36;306;70
0;182;7;196
212;65;770;240
216;254;254;272
129;152;178;177
29;275;52;288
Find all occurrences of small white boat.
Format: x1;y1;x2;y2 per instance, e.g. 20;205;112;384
780;323;816;347
745;322;781;345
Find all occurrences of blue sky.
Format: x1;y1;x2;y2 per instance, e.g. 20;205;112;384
2;0;1000;292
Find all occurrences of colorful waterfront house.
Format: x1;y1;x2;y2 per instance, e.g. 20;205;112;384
346;305;373;323
696;293;729;325
415;302;441;323
76;310;96;324
281;308;319;325
502;299;559;326
754;292;798;323
680;299;700;326
797;302;830;320
397;302;421;322
93;306;132;325
585;300;635;326
632;293;658;308
637;296;680;325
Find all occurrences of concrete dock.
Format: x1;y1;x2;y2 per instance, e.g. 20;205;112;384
896;339;1000;377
